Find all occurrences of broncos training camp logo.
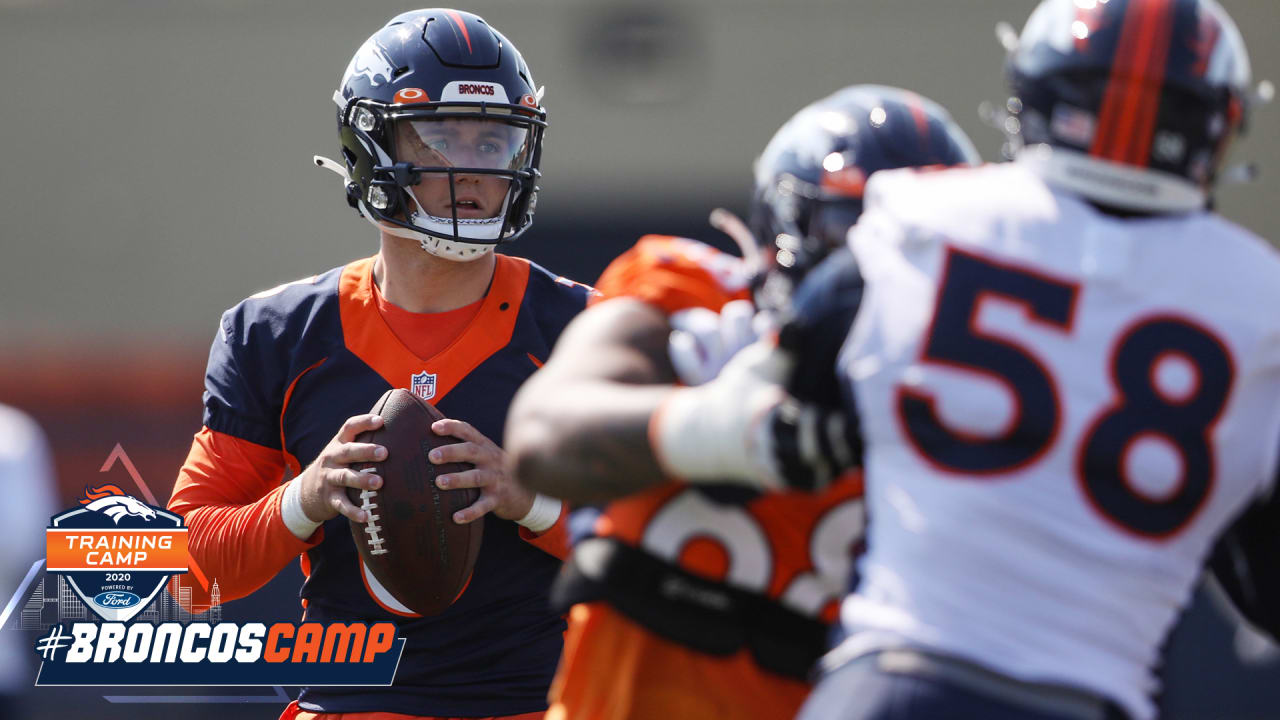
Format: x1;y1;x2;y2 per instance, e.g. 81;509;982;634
45;485;188;622
34;480;405;687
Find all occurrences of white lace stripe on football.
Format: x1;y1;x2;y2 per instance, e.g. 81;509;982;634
359;489;387;556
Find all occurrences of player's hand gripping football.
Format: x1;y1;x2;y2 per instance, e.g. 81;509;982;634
429;418;534;524
297;414;387;523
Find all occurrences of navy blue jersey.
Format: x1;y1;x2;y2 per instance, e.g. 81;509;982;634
201;254;589;716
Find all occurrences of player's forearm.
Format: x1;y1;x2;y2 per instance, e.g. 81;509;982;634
169;428;318;608
180;484;319;605
508;380;673;503
508;297;679;502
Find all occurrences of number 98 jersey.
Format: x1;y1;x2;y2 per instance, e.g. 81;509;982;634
832;162;1280;720
586;235;865;633
550;235;865;720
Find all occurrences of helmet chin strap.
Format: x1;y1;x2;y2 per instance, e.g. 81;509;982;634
378;221;496;262
399;191;498;262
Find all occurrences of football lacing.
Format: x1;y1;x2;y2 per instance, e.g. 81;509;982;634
359;489;387;556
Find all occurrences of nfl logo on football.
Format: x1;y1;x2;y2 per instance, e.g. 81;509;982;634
410;371;436;401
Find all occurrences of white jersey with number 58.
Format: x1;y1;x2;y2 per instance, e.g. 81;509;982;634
834;161;1280;720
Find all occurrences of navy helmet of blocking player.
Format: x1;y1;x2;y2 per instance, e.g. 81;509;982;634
746;85;980;316
670;87;981;319
645;1;1280;719
668;87;979;397
1003;0;1258;214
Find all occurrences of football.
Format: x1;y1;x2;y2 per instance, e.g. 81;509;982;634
347;388;483;616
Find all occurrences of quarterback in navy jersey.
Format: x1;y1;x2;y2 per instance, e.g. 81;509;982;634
169;9;588;719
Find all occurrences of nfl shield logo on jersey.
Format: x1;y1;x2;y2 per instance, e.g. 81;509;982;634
410;371;437;401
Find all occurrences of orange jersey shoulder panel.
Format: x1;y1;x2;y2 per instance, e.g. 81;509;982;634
548;603;809;720
169;427;322;607
592;235;752;314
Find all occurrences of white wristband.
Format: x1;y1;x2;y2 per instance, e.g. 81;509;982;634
649;342;791;490
650;389;776;485
517;493;562;533
281;479;322;541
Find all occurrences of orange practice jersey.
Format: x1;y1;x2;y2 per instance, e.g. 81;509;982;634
550;236;866;720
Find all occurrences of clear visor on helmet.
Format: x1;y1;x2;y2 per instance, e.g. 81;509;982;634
394;116;532;172
391;116;532;223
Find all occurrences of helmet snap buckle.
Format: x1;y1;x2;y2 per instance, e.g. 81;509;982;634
353;107;377;133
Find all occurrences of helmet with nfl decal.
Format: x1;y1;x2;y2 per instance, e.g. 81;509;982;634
1005;0;1257;214
316;9;546;261
747;84;981;313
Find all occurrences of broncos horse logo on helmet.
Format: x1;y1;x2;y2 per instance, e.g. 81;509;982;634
79;484;157;524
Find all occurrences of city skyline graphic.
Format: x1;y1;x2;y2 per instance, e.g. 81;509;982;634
20;573;221;631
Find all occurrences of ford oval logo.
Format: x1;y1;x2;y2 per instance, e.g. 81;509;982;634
93;591;141;608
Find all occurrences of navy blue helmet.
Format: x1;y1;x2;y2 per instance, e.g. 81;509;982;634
325;9;545;261
1006;0;1254;214
749;84;981;311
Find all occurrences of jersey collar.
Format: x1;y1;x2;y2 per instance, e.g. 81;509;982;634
338;254;531;403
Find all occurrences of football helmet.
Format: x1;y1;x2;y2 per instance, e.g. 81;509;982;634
748;85;981;312
1006;0;1254;214
317;9;546;261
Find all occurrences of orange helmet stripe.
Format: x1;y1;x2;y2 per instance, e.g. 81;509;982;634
445;10;473;54
1091;0;1176;167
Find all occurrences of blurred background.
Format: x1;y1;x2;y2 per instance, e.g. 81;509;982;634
1;0;1277;717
